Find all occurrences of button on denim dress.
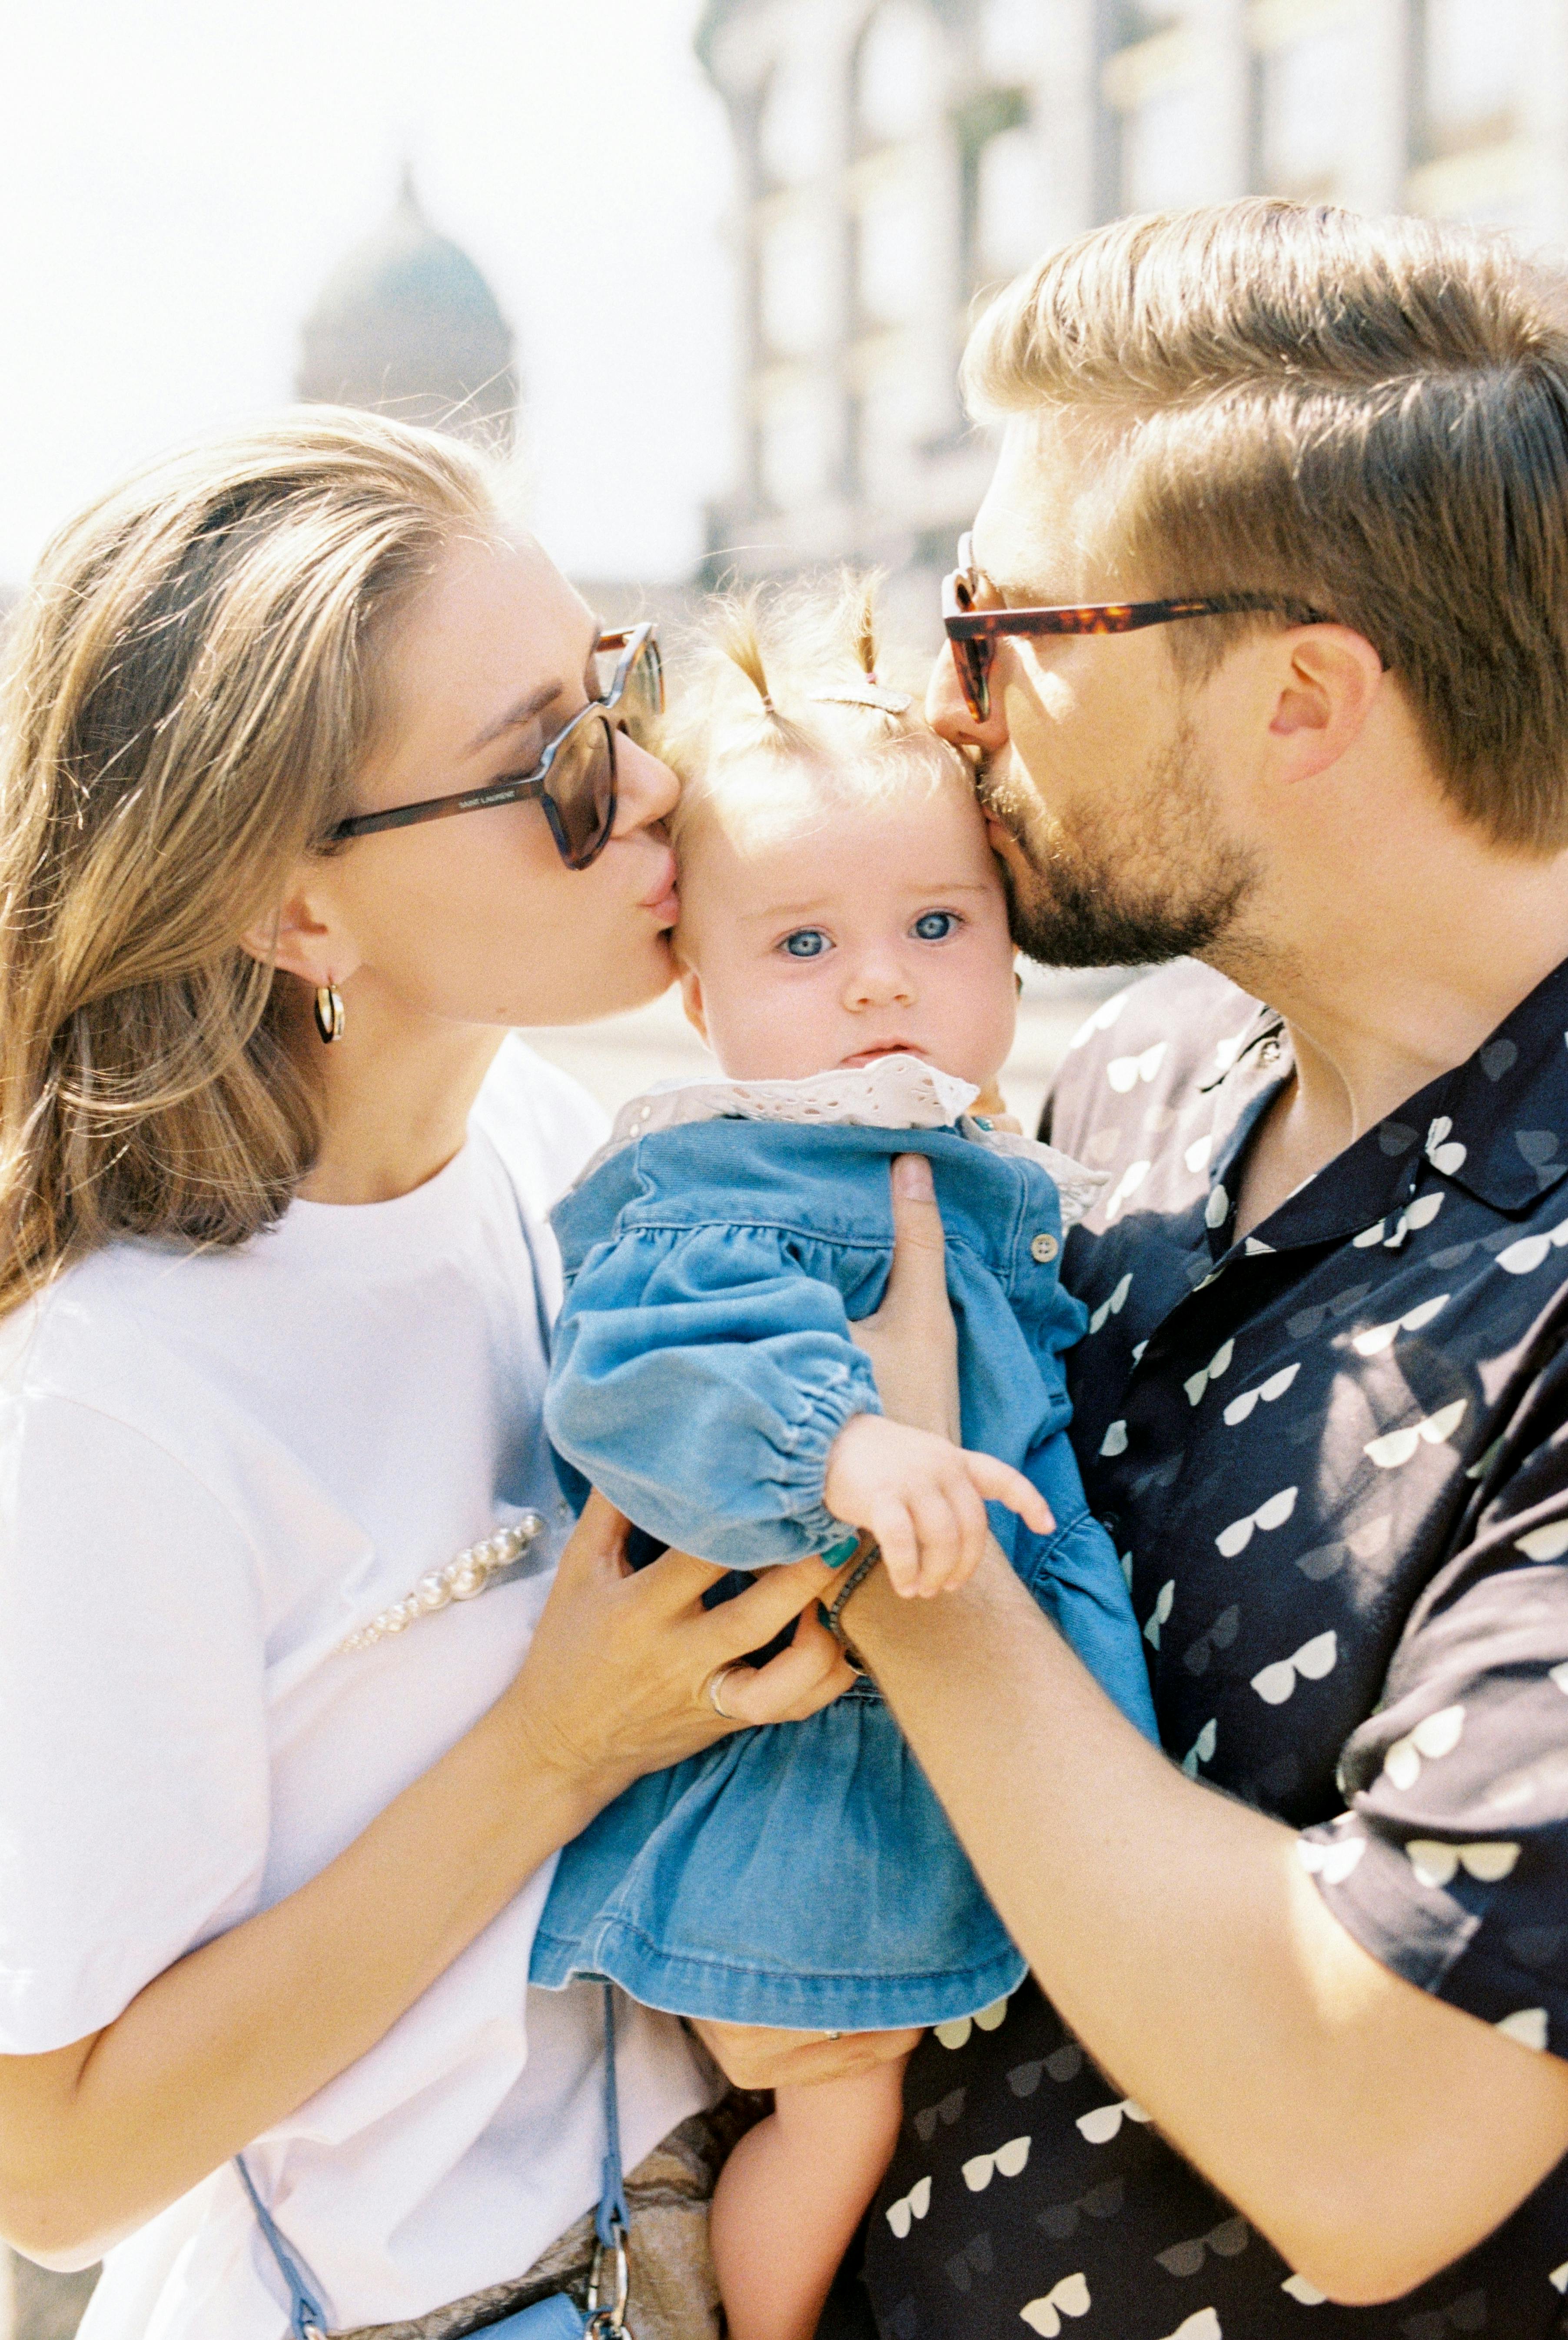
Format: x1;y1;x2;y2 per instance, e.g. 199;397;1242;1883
530;1094;1157;2030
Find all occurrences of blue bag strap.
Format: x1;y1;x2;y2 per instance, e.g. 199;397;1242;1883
234;2152;330;2340
594;1981;630;2250
236;1984;627;2338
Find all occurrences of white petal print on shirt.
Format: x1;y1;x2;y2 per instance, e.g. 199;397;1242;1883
1551;1661;1568;1696
884;2174;932;2237
1405;1838;1521;1888
1068;992;1128;1050
1353;1189;1445;1250
1223;1362;1299;1425
1215;1482;1298;1555
1019;2273;1091;2335
1185;1337;1235;1408
1364;1399;1467;1470
1425;1115;1467;1175
1185;1133;1215;1174
1496;1216;1568;1276
1252;1629;1338;1706
1496;2006;1549;2052
1281;2271;1329;2304
1076;2096;1151;2145
1518;1518;1568;1561
1182;1718;1218;1777
1103;1158;1152;1224
1100;1418;1129;1457
1159;2311;1222;2340
961;2134;1031;2191
1551;2259;1568;2294
1380;1702;1465;1791
1204;1185;1231;1230
1107;1041;1168;1093
1144;1579;1175;1648
933;1997;1010;2050
1297;1830;1367;1885
1088;1272;1133;1336
1352;1294;1449;1357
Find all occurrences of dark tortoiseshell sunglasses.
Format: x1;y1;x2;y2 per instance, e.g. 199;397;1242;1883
332;623;663;869
941;533;1322;722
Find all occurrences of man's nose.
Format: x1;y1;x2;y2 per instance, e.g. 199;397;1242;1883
926;642;1011;761
611;736;680;835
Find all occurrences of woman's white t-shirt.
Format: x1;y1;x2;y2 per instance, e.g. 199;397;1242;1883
0;1038;712;2340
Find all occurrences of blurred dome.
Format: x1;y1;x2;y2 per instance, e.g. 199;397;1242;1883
296;169;518;448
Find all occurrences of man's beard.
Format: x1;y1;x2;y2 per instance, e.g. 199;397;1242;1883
980;721;1262;971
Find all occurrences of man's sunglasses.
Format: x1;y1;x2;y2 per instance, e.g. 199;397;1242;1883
941;533;1322;722
331;623;664;869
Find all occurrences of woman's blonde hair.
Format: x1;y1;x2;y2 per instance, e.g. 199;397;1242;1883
665;573;965;862
0;408;498;1315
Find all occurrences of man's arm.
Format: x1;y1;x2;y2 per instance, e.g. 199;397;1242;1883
848;1554;1568;2302
841;1154;1568;2306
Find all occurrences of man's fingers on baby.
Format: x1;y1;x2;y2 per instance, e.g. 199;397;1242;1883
964;1452;1053;1533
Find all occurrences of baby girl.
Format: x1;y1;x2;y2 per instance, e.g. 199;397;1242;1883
530;583;1156;2340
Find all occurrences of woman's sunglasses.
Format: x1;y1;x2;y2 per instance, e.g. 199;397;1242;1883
941;533;1321;722
331;623;664;870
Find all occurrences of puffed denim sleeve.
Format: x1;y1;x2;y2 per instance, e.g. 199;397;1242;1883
544;1221;883;1568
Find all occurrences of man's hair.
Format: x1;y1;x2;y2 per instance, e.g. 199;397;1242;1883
964;199;1568;851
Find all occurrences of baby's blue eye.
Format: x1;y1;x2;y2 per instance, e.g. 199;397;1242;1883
912;910;959;942
781;928;830;959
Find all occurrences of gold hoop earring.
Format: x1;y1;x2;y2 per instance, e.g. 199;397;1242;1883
313;980;345;1044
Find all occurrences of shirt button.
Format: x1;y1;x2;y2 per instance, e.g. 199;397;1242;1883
1031;1232;1060;1264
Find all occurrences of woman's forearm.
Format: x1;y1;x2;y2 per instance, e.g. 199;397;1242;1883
0;1694;596;2264
848;1551;1568;2303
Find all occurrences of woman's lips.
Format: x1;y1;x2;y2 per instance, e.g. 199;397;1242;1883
640;853;679;927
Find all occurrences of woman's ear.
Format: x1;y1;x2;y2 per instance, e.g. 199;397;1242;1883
679;964;709;1045
239;882;362;988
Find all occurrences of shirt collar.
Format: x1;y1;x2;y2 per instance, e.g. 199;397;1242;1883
1204;954;1568;1254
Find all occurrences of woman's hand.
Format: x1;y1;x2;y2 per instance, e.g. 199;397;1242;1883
503;1493;858;1816
849;1155;960;1438
692;2017;924;2092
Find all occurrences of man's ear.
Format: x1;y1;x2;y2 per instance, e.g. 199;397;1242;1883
239;882;361;988
679;963;709;1045
1267;626;1385;780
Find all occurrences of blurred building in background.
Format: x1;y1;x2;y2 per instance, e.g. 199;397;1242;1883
696;0;1568;631
297;167;519;449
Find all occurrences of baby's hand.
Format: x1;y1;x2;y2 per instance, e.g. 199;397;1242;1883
822;1414;1053;1598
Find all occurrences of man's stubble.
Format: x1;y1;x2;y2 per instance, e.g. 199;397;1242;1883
980;717;1265;975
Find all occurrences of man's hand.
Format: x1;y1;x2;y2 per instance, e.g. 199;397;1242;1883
824;1412;1051;1595
848;1155;962;1439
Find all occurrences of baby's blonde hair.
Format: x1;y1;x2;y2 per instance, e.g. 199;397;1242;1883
666;573;970;863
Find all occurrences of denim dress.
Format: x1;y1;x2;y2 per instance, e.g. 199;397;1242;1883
530;1060;1157;2030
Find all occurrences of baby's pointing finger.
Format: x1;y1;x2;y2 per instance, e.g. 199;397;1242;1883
965;1453;1053;1535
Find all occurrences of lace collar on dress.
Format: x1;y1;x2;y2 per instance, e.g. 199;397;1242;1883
575;1052;1106;1228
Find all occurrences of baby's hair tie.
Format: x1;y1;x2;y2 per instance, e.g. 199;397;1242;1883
808;683;913;714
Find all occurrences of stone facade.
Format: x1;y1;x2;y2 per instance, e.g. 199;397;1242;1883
697;0;1568;631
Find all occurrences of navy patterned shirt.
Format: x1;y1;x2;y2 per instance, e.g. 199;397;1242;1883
861;957;1568;2337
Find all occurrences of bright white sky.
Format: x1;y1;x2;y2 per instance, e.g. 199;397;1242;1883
0;0;735;589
